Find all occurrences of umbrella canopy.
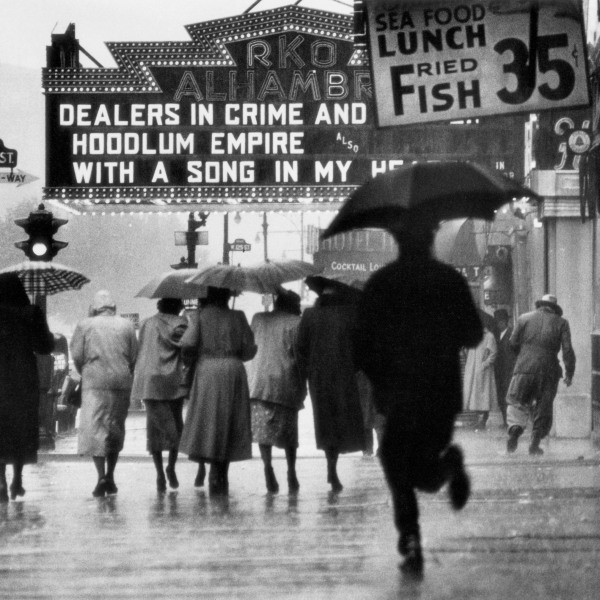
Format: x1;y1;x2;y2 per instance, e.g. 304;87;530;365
135;269;208;300
186;260;321;294
322;161;541;239
0;261;90;296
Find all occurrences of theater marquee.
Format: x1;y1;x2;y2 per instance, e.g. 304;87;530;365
43;5;527;213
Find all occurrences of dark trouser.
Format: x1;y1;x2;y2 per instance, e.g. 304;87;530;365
506;373;559;440
378;400;455;545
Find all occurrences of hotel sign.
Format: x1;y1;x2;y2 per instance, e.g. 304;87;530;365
364;0;590;127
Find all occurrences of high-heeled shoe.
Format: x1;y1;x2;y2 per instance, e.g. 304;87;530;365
157;474;167;493
9;482;25;500
328;472;343;493
165;466;179;489
264;466;279;494
92;478;108;498
194;463;206;487
287;472;300;494
0;479;8;503
104;477;118;495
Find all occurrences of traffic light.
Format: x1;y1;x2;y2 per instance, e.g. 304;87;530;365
15;203;68;261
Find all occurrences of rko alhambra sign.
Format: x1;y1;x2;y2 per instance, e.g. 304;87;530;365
43;5;527;214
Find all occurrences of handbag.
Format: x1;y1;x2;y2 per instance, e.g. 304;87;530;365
59;375;82;409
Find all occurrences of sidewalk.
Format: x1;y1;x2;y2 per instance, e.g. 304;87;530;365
46;406;600;465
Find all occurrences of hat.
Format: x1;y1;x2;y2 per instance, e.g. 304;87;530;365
90;290;116;316
535;293;562;316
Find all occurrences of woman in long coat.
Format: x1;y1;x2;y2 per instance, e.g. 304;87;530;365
0;274;54;502
246;289;306;494
462;326;498;428
71;290;138;497
180;286;257;495
296;276;365;492
131;298;188;493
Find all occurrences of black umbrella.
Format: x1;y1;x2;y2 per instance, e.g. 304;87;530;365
322;161;540;239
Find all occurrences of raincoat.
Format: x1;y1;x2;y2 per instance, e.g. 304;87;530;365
462;329;498;412
296;294;365;454
0;274;54;464
179;305;256;462
246;310;306;410
71;306;138;456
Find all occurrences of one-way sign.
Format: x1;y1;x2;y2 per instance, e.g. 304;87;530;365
0;169;39;187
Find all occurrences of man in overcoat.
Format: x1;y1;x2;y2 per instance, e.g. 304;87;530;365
506;294;575;455
354;216;483;577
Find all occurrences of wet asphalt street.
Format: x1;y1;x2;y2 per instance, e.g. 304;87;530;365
1;411;599;599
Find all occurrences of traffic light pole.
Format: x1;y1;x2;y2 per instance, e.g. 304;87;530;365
14;203;69;451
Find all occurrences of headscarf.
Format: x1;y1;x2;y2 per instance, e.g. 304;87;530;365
0;273;31;307
89;289;117;316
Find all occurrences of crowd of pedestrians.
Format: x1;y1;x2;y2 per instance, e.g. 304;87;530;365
0;257;576;578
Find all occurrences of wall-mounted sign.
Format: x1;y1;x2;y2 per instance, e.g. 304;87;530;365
364;0;590;127
534;107;591;170
0;139;18;169
43;5;526;213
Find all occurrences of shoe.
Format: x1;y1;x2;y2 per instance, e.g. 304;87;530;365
9;482;26;500
0;479;8;503
287;472;300;494
507;426;523;453
165;466;179;489
104;477;118;495
445;446;470;510
194;463;206;488
92;478;108;498
529;445;544;456
399;534;423;578
157;475;167;493
328;473;343;493
265;466;279;494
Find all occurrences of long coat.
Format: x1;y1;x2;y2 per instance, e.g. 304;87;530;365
0;304;54;464
131;312;188;403
179;305;257;462
462;329;498;412
296;294;365;454
509;306;575;392
354;254;483;425
246;310;306;410
71;311;138;456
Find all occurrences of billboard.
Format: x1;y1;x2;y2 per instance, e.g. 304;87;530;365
365;0;591;127
43;5;527;213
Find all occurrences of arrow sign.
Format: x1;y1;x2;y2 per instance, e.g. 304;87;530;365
0;169;39;187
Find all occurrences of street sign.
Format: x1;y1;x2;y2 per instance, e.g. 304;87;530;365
364;0;590;126
0;139;17;169
174;231;209;246
0;169;39;186
229;238;251;252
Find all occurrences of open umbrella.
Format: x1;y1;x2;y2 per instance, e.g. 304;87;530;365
186;260;321;294
135;269;207;299
322;161;541;239
0;261;90;295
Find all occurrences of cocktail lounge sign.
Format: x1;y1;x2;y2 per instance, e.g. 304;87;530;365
43;5;527;213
